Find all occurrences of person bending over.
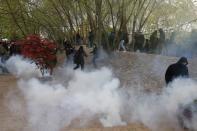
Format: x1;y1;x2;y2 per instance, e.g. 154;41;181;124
165;57;189;84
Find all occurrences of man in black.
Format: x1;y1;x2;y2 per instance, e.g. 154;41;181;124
73;46;87;70
165;57;189;84
134;32;145;52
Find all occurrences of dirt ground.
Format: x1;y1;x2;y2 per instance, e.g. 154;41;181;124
0;51;196;131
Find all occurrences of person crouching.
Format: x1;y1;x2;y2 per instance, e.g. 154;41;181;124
165;57;189;85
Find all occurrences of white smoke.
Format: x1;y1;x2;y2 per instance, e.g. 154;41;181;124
18;68;126;131
5;56;126;131
97;48;109;61
5;55;41;78
122;78;197;131
5;55;197;131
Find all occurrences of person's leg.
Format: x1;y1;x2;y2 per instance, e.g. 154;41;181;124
92;56;97;68
122;46;126;52
121;43;126;51
118;43;121;51
1;55;6;63
80;62;84;70
50;68;53;75
74;64;80;70
0;65;8;73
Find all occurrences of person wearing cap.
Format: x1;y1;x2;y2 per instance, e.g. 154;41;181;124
165;57;189;84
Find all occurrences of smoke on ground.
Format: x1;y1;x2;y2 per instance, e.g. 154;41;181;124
5;55;41;78
5;55;197;131
121;78;197;131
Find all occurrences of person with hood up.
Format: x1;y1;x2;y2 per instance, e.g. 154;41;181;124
73;46;87;70
165;57;189;84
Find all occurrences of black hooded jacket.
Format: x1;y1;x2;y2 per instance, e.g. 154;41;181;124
165;57;189;84
74;46;87;64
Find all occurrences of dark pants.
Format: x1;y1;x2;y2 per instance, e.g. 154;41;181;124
92;56;98;68
0;55;9;63
74;63;84;70
0;65;9;73
74;59;84;70
89;40;93;48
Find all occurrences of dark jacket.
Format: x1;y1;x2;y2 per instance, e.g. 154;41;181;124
74;47;87;64
165;57;189;84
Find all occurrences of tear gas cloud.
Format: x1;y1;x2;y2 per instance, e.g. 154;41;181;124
161;42;194;58
5;55;41;78
6;56;126;131
123;78;197;131
161;31;197;58
5;55;197;131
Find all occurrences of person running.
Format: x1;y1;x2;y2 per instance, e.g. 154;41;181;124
73;46;87;70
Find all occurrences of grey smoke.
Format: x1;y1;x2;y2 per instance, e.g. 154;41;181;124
5;55;41;78
121;78;197;131
5;55;197;131
6;56;126;131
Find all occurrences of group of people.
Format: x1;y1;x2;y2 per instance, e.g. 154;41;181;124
0;40;17;73
64;40;98;70
69;31;95;48
133;28;166;54
0;40;21;60
133;29;197;58
0;33;191;85
64;37;190;85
